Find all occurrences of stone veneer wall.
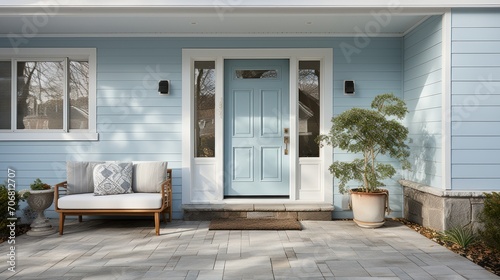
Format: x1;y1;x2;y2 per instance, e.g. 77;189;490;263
400;180;486;231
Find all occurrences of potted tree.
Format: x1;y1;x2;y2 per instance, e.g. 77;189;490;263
317;93;410;228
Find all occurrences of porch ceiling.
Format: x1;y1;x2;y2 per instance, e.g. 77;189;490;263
0;6;444;37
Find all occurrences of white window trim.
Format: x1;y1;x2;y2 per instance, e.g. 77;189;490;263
0;48;98;141
182;48;333;205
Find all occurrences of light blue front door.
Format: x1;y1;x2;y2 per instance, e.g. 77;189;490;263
224;59;290;197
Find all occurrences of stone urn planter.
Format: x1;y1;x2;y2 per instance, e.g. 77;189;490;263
26;188;56;236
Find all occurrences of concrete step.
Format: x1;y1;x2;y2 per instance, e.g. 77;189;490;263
182;203;334;221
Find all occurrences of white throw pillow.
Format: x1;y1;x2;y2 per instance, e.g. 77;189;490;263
132;161;168;193
93;162;133;196
67;161;104;194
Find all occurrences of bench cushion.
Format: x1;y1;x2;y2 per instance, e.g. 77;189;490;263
67;161;104;194
58;193;162;209
133;161;168;193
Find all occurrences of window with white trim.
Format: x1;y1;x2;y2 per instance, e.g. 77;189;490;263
0;48;97;140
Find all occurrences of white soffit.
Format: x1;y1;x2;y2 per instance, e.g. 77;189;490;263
0;1;496;37
1;0;499;7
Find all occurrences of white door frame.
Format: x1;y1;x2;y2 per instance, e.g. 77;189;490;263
182;48;333;205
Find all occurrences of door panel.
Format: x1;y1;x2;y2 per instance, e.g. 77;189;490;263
261;89;281;137
232;90;253;137
261;146;282;181
224;59;290;197
232;147;254;182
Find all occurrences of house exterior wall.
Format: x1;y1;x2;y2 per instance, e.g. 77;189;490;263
0;36;404;220
451;8;500;191
402;9;500;231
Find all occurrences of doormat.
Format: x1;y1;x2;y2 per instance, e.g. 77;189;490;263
209;219;302;230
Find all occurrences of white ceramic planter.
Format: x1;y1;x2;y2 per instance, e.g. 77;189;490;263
350;189;388;228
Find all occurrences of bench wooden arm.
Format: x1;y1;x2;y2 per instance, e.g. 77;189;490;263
54;181;68;210
160;169;173;222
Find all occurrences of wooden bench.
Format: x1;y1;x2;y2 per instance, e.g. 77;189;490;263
54;162;172;236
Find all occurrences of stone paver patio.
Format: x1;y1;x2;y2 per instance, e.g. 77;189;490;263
1;219;498;279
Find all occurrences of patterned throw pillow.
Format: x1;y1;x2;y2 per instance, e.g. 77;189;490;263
93;162;133;196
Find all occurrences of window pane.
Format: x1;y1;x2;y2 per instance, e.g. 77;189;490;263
0;61;11;129
17;61;64;130
235;69;277;79
69;61;89;129
194;61;216;157
299;61;320;157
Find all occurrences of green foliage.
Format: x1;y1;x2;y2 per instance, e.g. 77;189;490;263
479;192;500;251
317;93;410;193
0;184;20;238
441;225;477;249
29;178;51;190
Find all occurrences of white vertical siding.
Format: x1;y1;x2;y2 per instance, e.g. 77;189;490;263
403;16;443;188
451;9;500;191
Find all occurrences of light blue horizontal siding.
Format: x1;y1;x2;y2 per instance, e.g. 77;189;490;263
452;81;500;94
453;41;500;53
453;122;500;136
452;136;500;149
451;9;500;191
453;165;500;178
453;150;500;164
453;54;500;67
452;28;500;41
452;95;500;106
404;69;442;92
408;121;442;135
403;15;443;188
452;179;500;190
452;67;500;81
451;107;500;122
97;98;179;107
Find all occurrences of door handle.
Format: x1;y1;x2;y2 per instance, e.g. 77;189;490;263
284;136;289;155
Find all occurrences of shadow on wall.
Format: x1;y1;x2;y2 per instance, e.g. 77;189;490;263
406;126;437;186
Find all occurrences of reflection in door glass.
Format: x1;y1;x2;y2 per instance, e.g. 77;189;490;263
235;69;277;79
194;61;216;157
299;61;320;157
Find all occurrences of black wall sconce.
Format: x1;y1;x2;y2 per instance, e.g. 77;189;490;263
344;80;355;95
158;80;170;95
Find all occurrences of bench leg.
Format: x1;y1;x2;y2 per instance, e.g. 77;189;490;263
59;213;65;235
168;206;172;222
154;213;160;236
78;215;83;223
